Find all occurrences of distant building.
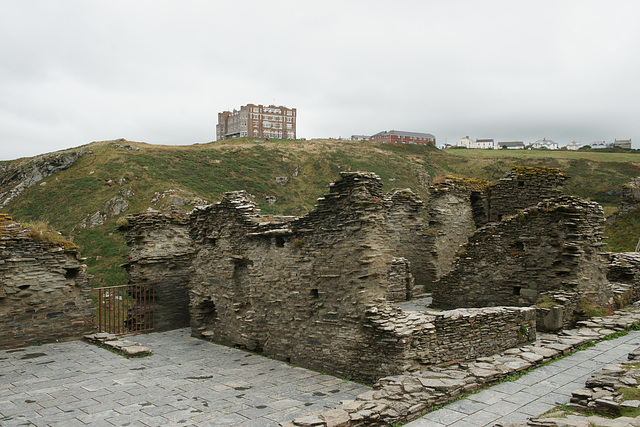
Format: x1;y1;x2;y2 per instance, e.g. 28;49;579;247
496;141;525;150
590;141;609;149
614;139;632;149
351;135;369;141
456;136;474;148
532;138;559;150
216;104;297;140
369;130;435;145
473;138;495;149
566;141;582;151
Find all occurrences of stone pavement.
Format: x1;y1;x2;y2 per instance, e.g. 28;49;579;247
406;329;640;427
0;328;370;426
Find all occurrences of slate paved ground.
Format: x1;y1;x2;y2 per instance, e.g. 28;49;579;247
0;328;370;426
406;329;640;427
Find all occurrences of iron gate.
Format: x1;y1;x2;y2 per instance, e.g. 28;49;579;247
95;283;155;335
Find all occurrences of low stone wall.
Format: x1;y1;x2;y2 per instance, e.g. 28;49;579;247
285;307;640;427
0;215;94;350
364;305;536;376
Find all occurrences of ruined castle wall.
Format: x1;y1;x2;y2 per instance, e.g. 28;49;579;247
489;166;568;222
184;173;542;383
620;178;640;214
608;253;640;302
121;210;194;332
382;189;431;292
0;216;93;350
363;305;536;380
424;181;480;286
431;196;610;310
188;175;411;381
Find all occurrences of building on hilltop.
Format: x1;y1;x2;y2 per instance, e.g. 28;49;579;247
216;104;297;140
369;130;435;145
473;138;495;149
496;141;525;150
532;138;559;150
615;139;632;149
455;136;494;149
591;141;609;149
566;141;582;151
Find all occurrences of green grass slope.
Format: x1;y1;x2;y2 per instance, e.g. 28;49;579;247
2;139;640;287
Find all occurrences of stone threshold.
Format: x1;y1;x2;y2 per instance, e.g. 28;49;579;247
84;332;152;357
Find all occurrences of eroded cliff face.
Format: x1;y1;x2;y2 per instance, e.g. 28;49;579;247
0;215;93;349
0;150;85;208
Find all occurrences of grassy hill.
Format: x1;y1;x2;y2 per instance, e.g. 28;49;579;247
3;138;640;287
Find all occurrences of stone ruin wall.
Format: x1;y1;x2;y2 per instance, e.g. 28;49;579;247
183;173;535;382
620;177;640;214
121;210;193;332
423;178;489;286
0;215;93;350
431;196;611;312
120;168;617;382
489;166;568;222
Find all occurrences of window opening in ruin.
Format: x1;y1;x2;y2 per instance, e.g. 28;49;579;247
310;288;319;299
513;286;522;296
518;181;525;187
65;268;79;280
275;236;285;248
206;237;217;246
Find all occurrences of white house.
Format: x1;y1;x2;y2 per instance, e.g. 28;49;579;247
591;141;610;149
496;141;525;150
456;136;474;148
532;138;559;150
456;136;495;149
566;141;582;151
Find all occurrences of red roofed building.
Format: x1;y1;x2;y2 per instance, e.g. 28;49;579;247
369;130;435;146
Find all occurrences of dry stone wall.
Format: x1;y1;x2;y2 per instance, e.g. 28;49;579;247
431;196;610;310
120;209;194;332
423;178;489;286
0;215;93;350
185;173;536;382
489;166;568;222
620;177;640;214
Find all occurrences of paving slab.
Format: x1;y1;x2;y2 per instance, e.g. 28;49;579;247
0;328;369;426
406;330;640;426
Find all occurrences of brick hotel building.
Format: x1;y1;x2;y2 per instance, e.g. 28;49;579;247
216;104;297;140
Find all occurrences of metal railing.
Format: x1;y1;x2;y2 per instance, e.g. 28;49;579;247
95;283;155;335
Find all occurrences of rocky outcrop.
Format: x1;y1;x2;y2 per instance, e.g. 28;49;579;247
0;214;94;350
0;150;85;208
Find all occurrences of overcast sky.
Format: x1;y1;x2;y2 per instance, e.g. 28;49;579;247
2;0;639;160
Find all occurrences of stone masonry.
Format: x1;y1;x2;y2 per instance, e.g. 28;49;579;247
489;166;568;222
431;195;611;310
184;172;535;383
120;209;194;332
0;214;94;350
